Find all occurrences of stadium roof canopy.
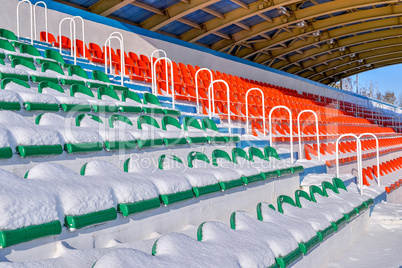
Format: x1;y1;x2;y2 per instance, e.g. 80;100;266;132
56;0;402;84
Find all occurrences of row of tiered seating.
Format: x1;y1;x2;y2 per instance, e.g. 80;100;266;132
362;156;402;191
90;178;372;268
0;146;303;248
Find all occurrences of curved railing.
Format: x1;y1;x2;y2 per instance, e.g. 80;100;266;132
245;88;265;136
268;106;294;162
208;80;231;134
297;110;320;161
195;68;213;114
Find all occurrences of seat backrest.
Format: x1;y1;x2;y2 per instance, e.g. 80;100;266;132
143;92;162;106
161;116;181;130
92;70;111;83
0;77;30;89
277;195;297;213
70;84;94;98
121;90;142;104
137;115;160;130
19;44;41;57
309;185;327;202
109;114;133;128
294;189;312;208
75;113;103;127
183;116;203;131
264;146;281;160
40;32;56;43
45;49;66;64
38;81;64;94
0;39;15;52
0;29;17;41
248;147;268;161
158;154;184;170
332;177;348;192
231;148;250;164
68;66;89;79
187;151;210;168
322;181;339;195
97;87;119;101
212;149;232;166
201;117;220;132
11;58;36;70
41;62;64;75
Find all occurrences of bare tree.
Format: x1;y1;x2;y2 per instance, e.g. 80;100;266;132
382;90;397;105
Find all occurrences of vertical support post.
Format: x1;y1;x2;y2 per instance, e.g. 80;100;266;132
17;0;33;45
34;1;47;42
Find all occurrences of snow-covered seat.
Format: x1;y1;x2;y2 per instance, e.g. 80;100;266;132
71;84;118;113
77;113;136;151
294;190;347;231
81;160;160;216
151;232;241;267
309;185;357;222
247;147;281;179
230;211;302;267
0;168;61;248
187;151;244;190
1;78;60;111
158;153;221;197
197;221;278;268
38;81;92;112
277;195;335;241
159;115;188;146
26;163;116;231
124;157;193;206
142;92;181;117
36;113;103;154
264;146;304;176
182;116;209;145
0;111;63;157
257;202;320;255
332;177;374;207
201;117;240;144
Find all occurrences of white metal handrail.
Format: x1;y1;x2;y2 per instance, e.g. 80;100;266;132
359;133;380;187
153;57;175;109
208;80;231;134
297;110;320;161
104;35;124;86
245;88;265;136
151;49;167;95
33;1;47;43
333;92;344;110
335;134;363;194
195;68;213;114
109;32;124;75
17;0;33;45
355;100;363;117
269;106;294;162
58;17;76;60
72;16;85;60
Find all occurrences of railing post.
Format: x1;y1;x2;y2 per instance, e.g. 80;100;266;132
245;88;265;136
208;80;231;134
59;17;76;61
359;133;380;187
72;16;85;60
153;57;175;109
104;35;124;85
269;106;294;162
195;68;213;115
151;49;167;96
335;134;363;194
17;0;33;45
297;110;320;161
33;1;47;42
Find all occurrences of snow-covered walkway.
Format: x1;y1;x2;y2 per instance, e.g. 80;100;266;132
328;202;402;268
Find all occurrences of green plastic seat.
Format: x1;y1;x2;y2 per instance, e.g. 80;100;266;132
136;115;164;148
310;185;357;222
104;115;136;150
119;90;142;113
19;44;41;57
117;198;161;216
256;203;321;255
70;84;94;98
76;113;103;127
183;117;208;144
0;220;62;248
201;117;227;143
0;58;30;81
59;66;86;86
65;208;117;230
277;194;334;242
109;114;133;128
231;148;265;184
37;80;64;94
142;92;181;116
41;61;64;75
322;181;367;214
211;149;245;190
264;146;281;160
230;211;302;268
0;78;24;111
92;70;128;91
332;177;374;208
17;144;63;157
295;189;347;232
160;116;187;146
43;49;72;68
0;29;17;41
0;39;16;52
91;87;119;113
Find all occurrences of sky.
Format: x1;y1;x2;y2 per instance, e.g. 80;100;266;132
346;64;402;96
